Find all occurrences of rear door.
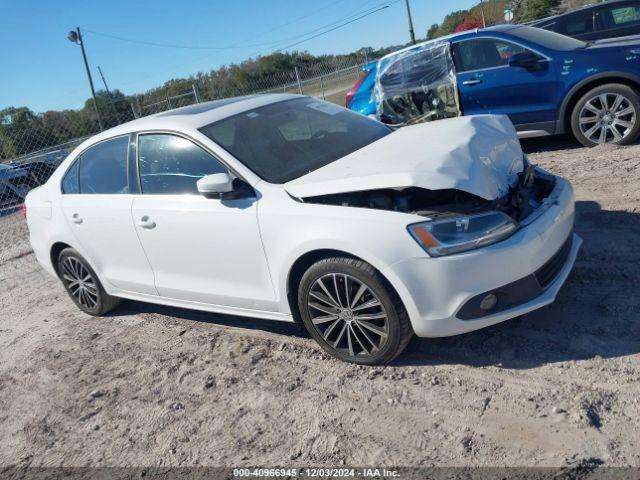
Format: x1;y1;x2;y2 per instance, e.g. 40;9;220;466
452;37;559;128
60;135;157;295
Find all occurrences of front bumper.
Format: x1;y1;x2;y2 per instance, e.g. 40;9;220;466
383;175;581;338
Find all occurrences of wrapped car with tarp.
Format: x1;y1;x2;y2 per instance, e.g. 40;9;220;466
374;40;461;127
347;24;640;147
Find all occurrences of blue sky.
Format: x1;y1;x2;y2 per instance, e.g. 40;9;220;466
0;0;478;113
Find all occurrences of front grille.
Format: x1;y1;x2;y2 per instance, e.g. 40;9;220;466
535;234;573;289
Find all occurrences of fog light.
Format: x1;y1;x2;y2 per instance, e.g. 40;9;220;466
479;294;498;311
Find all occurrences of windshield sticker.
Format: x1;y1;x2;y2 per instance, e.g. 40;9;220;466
245;112;260;118
307;102;342;115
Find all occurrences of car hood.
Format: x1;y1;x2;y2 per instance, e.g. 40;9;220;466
284;115;524;201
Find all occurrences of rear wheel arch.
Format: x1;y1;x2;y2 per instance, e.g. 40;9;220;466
559;73;640;134
50;241;73;277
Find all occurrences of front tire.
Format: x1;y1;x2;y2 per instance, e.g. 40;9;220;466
298;257;413;365
571;83;640;147
57;248;122;316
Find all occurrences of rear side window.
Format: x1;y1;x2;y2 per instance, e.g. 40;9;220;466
79;136;129;194
61;160;79;194
608;5;640;25
138;134;227;195
555;11;594;35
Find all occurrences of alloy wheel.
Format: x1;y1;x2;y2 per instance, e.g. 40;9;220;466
61;256;99;310
579;93;636;144
306;273;389;358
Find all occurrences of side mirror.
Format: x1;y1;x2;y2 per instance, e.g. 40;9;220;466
197;173;234;197
508;51;542;71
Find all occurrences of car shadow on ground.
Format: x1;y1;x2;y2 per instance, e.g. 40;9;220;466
520;134;640;154
109;301;308;339
519;134;585;154
106;201;640;369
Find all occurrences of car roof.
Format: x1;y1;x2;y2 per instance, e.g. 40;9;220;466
529;0;637;24
378;24;518;62
84;93;300;143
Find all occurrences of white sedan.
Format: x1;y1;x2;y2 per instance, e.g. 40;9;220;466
25;94;581;364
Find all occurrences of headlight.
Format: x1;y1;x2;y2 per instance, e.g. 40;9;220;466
408;211;518;257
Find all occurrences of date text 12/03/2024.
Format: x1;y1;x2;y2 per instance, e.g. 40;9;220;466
233;468;400;478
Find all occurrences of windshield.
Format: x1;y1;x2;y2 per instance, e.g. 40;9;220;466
507;25;587;50
200;98;391;183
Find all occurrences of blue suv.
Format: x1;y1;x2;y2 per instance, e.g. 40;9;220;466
348;24;640;147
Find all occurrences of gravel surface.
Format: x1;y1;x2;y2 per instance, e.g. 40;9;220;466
0;137;639;469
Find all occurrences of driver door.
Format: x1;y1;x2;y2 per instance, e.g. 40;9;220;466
452;38;560;128
130;133;277;312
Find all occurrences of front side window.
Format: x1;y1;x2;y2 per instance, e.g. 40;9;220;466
78;136;129;194
453;39;526;72
61;159;79;194
138;134;227;195
200;98;390;183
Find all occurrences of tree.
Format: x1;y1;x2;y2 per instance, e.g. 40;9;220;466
426;23;440;40
516;0;560;21
454;16;484;33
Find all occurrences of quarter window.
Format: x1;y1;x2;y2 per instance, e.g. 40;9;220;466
61;159;79;194
78;136;129;194
138;134;227;195
609;5;640;25
453;39;527;72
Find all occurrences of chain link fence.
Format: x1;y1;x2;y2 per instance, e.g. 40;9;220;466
0;55;373;266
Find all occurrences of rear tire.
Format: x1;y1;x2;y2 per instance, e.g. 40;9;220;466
571;83;640;147
298;256;413;365
57;248;122;316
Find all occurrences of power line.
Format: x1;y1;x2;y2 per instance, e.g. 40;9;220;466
232;0;350;47
82;1;397;93
271;2;398;53
84;0;395;53
266;1;396;52
83;29;265;50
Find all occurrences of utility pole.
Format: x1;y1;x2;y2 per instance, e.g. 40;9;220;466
479;0;487;28
404;0;416;44
97;66;112;96
98;65;122;118
67;27;103;130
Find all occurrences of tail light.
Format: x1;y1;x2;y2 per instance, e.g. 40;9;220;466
21;204;27;220
345;71;371;109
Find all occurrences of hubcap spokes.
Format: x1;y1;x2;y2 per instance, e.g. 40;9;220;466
62;257;98;310
307;273;389;357
579;93;636;144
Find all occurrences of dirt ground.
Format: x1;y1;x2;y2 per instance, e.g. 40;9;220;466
0;137;639;470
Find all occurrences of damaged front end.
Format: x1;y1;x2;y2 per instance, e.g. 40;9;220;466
300;161;556;257
301;160;556;224
284;114;558;256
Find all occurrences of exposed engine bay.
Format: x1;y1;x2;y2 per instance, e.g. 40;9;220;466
302;165;556;223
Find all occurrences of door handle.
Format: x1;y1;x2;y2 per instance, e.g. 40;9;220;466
462;79;482;86
136;216;156;229
71;213;83;224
